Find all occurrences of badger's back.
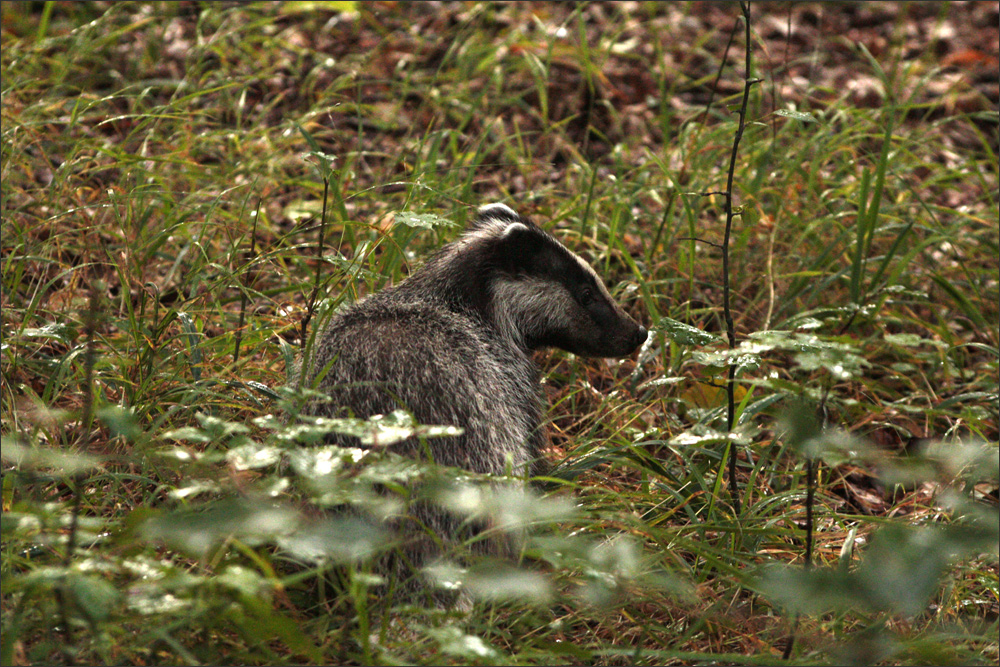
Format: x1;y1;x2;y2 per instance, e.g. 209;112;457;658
309;294;541;475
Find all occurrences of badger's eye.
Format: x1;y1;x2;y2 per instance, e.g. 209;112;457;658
579;287;595;306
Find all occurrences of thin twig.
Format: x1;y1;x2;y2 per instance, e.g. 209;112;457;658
805;457;815;567
301;178;330;347
785;390;829;658
677;236;725;250
720;1;760;516
58;281;101;651
233;199;261;364
699;16;741;128
80;284;99;431
781;623;797;660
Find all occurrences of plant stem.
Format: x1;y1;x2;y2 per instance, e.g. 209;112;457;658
301;177;330;347
233;199;261;364
720;1;760;516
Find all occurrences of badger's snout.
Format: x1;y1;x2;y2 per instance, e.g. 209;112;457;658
605;318;647;357
632;324;649;350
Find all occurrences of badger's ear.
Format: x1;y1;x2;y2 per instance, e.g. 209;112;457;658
494;221;547;271
499;221;531;241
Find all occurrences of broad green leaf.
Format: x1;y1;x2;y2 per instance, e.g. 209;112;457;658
1;437;103;474
277;515;389;564
66;572;119;625
657;317;719;346
395;211;455;229
884;332;947;349
97;405;145;442
18;323;75;344
426;626;504;662
462;563;553;604
226;441;282;470
284;410;463;447
774;108;819;123
142;498;300;557
431;483;576;528
668;428;750;447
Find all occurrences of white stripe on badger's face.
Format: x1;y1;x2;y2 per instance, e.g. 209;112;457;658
567;246;607;292
552;237;619;308
491;276;574;350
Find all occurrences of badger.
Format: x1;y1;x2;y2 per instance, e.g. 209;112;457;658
298;203;647;593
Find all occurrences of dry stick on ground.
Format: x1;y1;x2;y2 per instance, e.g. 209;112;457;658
719;1;761;515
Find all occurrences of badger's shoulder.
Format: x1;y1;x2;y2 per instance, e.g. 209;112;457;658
317;296;507;364
323;295;466;338
310;296;538;423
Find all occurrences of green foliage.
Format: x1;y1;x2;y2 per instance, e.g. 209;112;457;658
2;2;997;665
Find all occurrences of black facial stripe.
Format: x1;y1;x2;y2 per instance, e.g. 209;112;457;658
530;238;594;286
490;223;608;315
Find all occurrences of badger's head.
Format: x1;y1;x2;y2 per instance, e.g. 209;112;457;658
463;203;648;357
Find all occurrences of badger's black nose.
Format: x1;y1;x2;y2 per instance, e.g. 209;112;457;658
633;325;648;349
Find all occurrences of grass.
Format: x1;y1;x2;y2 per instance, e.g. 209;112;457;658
2;1;998;665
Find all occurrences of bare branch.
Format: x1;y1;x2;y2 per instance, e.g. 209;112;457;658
720;1;761;516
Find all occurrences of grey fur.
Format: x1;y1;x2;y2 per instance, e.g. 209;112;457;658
298;203;647;592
